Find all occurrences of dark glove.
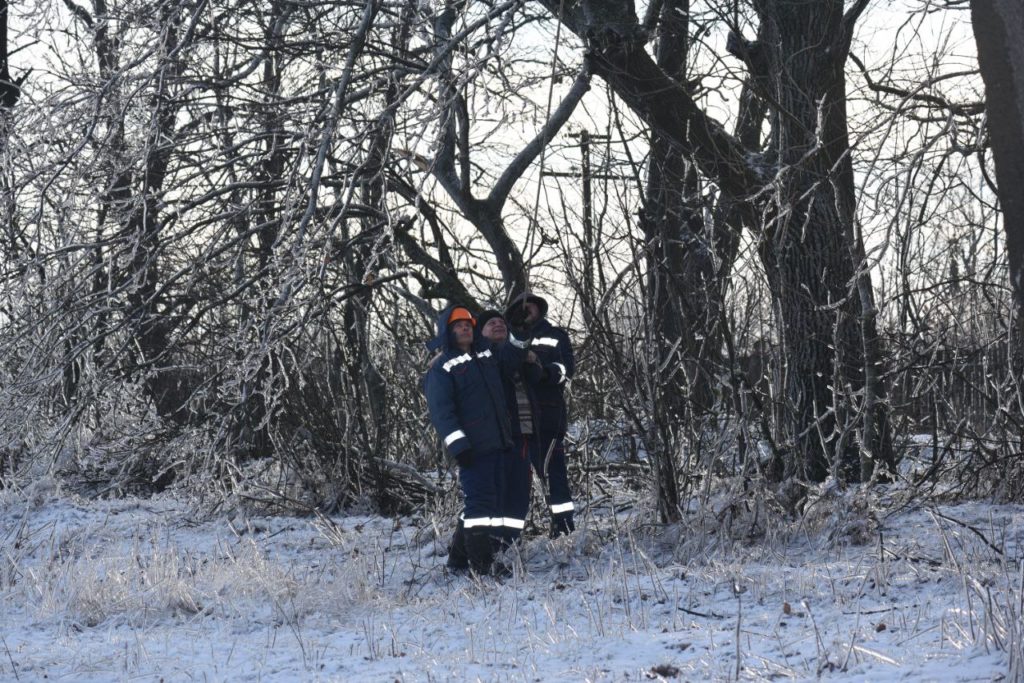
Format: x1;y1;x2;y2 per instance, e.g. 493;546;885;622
455;450;474;468
507;305;531;336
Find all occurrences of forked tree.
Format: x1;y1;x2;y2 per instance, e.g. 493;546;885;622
533;0;895;486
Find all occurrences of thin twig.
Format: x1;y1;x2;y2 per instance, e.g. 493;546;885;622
1;636;19;681
929;507;1006;556
677;605;725;619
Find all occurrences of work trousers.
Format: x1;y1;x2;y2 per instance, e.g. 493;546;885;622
448;445;528;573
527;434;575;536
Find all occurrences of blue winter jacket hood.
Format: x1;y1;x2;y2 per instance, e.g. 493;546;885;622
505;291;548;320
427;304;472;353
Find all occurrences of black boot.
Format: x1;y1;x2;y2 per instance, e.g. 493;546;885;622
446;520;469;571
491;535;517;578
465;527;495;576
550;513;575;538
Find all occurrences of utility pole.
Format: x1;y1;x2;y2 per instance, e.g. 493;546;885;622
579;129;595;299
541;129;620;306
541;129;630;422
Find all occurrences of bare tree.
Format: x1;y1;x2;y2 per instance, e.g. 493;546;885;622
418;1;589;299
6;0;1019;516
535;0;894;487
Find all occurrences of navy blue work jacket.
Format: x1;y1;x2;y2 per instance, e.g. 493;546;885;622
424;307;529;461
525;318;575;436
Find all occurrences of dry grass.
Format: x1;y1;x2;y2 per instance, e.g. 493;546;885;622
0;475;1018;680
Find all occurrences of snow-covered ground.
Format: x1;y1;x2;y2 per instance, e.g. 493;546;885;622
1;476;1019;682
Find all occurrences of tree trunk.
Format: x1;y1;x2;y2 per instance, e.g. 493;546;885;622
113;1;187;422
972;0;1024;489
753;0;892;482
971;0;1024;314
757;1;852;482
234;0;290;460
643;0;723;417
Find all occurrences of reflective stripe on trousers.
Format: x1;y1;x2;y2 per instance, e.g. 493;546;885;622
461;515;525;529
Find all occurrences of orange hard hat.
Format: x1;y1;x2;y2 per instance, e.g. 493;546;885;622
447;306;476;326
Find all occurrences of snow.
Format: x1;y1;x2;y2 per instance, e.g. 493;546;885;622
1;477;1018;682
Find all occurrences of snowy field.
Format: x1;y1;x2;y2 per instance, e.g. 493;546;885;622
1;475;1020;682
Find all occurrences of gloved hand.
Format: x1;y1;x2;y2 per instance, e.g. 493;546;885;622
507;305;531;334
455;450;474;468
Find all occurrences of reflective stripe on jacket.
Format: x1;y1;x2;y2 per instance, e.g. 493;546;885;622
525;318;574;436
424;305;528;460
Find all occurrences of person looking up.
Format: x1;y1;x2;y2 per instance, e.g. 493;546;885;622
476;310;537;552
423;304;530;575
505;292;577;537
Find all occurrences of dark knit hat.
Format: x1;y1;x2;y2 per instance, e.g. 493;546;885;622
476;309;504;330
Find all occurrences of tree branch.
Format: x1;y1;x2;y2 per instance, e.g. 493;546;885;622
538;1;762;202
844;0;871;22
393;217;478;307
386;170;458;273
839;0;870;55
641;0;665;34
457;91;472;192
62;0;94;28
430;4;465;201
849;53;983;116
586;38;762;201
488;67;591;208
